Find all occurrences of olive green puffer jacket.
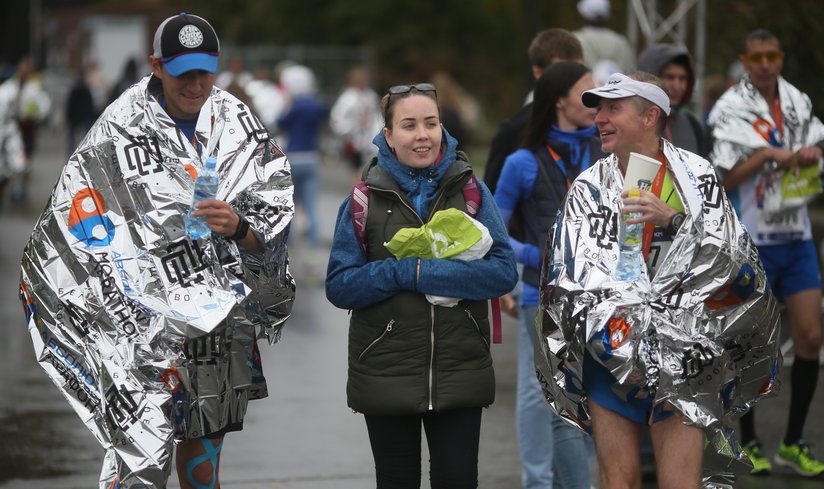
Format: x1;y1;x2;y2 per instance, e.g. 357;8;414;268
347;156;495;415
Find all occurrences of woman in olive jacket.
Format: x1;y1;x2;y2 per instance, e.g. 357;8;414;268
326;84;517;489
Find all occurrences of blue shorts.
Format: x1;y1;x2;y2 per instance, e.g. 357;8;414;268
583;352;673;425
759;239;821;301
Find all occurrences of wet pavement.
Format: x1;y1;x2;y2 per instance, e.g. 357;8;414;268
0;127;822;488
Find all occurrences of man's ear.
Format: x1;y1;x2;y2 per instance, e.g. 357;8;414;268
149;57;163;77
646;106;662;129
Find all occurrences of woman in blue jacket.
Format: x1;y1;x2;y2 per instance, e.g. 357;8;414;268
493;62;604;489
326;83;517;489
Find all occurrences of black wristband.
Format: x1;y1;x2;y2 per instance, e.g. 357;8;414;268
229;217;250;241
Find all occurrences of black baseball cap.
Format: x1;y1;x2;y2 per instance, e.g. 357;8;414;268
152;13;220;77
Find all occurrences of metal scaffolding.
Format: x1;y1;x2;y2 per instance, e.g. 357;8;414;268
626;0;707;110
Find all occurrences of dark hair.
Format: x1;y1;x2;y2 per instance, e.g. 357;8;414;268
744;28;780;52
380;87;439;129
522;62;590;149
528;29;584;70
627;71;668;136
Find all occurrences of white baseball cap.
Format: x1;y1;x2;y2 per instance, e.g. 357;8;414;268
577;0;611;21
581;73;671;116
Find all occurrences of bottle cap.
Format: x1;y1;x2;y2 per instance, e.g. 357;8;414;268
204;156;217;169
628;187;640;198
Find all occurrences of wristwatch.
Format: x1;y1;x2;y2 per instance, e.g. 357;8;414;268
229;216;250;241
666;212;686;238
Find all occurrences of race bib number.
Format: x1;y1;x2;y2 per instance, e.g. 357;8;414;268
646;228;673;278
757;207;805;241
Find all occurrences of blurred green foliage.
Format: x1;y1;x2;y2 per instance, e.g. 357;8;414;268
31;0;824;139
190;0;824;127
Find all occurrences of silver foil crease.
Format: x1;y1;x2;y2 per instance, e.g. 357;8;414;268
19;75;295;489
537;140;781;478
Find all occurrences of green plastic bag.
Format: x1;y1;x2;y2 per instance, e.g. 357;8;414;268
385;208;483;259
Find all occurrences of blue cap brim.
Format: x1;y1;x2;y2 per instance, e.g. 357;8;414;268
163;53;218;77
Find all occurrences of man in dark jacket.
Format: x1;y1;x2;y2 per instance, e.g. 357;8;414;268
483;28;583;195
637;43;707;157
484;28;584;318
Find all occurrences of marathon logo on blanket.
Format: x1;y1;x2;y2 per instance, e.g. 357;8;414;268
681;343;715;379
161;239;209;287
68;188;116;247
183;330;226;365
105;383;147;432
58;300;93;340
237;104;268;143
586;205;618;249
697;173;722;212
119;135;164;177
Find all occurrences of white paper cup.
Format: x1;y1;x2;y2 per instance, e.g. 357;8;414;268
623;152;662;192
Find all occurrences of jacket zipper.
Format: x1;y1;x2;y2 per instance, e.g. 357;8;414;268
369;178;465;411
428;304;435;410
358;320;395;361
372;188;424;226
465;309;489;350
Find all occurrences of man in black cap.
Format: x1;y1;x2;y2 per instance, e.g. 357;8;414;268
20;12;295;489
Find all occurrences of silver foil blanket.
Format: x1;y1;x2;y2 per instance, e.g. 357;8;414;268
19;75;295;489
536;140;781;475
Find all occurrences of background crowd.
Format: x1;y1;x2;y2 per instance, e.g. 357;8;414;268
2;0;824;488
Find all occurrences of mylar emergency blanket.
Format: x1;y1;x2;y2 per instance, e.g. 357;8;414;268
537;140;781;475
19;74;295;489
710;75;824;214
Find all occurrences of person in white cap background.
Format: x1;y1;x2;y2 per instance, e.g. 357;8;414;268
535;71;780;488
20;12;295;489
573;0;635;84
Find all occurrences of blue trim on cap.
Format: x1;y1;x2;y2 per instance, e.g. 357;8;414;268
162;52;218;77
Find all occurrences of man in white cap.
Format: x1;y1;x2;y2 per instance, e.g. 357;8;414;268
20;12;295;489
535;71;780;488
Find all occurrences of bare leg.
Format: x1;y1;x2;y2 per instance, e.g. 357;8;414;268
649;413;703;489
589;399;642;489
176;437;224;489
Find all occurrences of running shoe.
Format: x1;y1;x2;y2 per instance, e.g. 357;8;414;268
743;440;772;476
774;440;824;477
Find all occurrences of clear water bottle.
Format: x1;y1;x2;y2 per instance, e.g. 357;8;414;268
185;156;219;239
615;187;644;281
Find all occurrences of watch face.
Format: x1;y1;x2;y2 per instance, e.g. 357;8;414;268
672;213;686;232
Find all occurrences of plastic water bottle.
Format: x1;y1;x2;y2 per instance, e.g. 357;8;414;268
185;156;219;239
615;187;644;281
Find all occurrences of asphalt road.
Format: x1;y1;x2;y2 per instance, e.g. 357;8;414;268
0;127;821;488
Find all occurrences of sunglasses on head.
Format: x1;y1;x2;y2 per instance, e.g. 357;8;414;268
387;83;437;97
744;51;783;63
